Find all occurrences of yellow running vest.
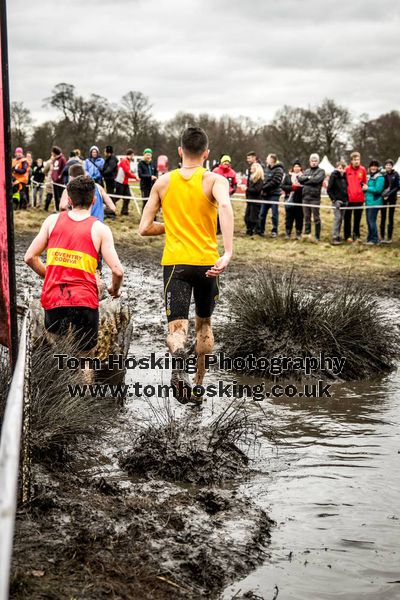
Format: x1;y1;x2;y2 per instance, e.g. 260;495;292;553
161;167;220;266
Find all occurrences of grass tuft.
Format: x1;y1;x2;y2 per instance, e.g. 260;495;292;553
30;336;119;463
220;266;400;380
120;401;270;485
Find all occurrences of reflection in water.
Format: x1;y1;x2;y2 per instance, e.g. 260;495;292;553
222;372;400;600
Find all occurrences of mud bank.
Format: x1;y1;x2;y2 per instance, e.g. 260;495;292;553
12;462;272;599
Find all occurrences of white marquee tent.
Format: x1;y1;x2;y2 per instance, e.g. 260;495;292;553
319;155;335;174
393;157;400;172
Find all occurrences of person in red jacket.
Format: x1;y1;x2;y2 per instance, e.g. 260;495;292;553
212;155;237;195
115;148;138;215
344;151;367;243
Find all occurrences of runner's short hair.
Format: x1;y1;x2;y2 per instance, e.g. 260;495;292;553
336;160;347;168
181;127;209;156
126;148;134;156
69;163;85;178
52;146;62;156
247;151;257;157
67;175;95;208
267;153;278;163
350;151;360;160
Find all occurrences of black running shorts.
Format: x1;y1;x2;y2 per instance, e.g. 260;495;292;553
163;265;220;322
44;306;99;351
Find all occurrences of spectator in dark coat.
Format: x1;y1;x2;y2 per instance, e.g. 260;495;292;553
256;153;284;237
32;158;45;208
245;162;264;235
102;145;119;196
380;159;400;243
298;153;325;241
282;160;304;240
327;160;348;244
138;148;158;211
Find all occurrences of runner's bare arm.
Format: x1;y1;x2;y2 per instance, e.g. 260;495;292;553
24;216;55;278
206;175;234;277
138;180;165;236
98;224;124;298
59;189;69;211
99;185;116;212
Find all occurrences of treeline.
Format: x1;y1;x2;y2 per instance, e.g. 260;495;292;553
11;83;400;169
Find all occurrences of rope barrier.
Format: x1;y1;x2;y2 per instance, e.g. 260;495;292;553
33;180;400;211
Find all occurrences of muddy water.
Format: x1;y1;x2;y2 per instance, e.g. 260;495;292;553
122;267;400;600
222;373;400;600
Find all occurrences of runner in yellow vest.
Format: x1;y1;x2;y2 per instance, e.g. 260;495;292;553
139;127;234;401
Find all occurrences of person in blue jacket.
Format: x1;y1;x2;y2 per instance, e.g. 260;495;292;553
365;160;385;245
84;146;105;184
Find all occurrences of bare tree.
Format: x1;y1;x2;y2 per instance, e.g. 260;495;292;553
310;98;351;159
269;106;314;166
119;91;153;149
11;101;33;149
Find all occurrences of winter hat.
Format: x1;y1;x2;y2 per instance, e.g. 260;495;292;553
143;148;153;154
105;145;113;153
220;155;231;164
292;159;302;168
89;145;100;155
15;147;23;154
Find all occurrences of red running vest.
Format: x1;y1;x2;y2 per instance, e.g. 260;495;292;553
41;212;99;310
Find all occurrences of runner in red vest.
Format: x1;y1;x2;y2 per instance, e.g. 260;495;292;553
24;175;124;355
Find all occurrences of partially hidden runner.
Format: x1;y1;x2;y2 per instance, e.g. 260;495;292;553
24;175;124;381
59;163;117;219
59;163;117;296
139;126;234;402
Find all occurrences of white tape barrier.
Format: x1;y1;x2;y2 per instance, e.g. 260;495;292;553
35;180;400;211
0;315;28;600
229;197;399;210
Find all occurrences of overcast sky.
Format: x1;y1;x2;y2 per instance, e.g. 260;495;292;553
7;0;400;126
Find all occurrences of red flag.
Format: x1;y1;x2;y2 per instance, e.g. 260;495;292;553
0;0;18;366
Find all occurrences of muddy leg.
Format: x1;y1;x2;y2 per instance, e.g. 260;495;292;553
167;319;188;355
194;316;214;386
167;320;191;401
80;349;95;384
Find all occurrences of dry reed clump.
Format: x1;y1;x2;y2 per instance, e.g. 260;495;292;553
30;336;119;463
220;267;400;380
120;401;268;485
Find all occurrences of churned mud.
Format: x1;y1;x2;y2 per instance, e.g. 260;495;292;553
10;234;274;600
10;232;400;599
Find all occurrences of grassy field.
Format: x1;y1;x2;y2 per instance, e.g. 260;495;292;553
13;190;400;285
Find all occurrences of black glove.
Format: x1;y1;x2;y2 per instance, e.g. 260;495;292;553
334;200;342;209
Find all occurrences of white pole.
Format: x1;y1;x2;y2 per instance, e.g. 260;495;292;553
0;315;28;600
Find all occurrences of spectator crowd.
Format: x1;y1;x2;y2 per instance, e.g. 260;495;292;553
241;150;399;245
11;143;400;246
